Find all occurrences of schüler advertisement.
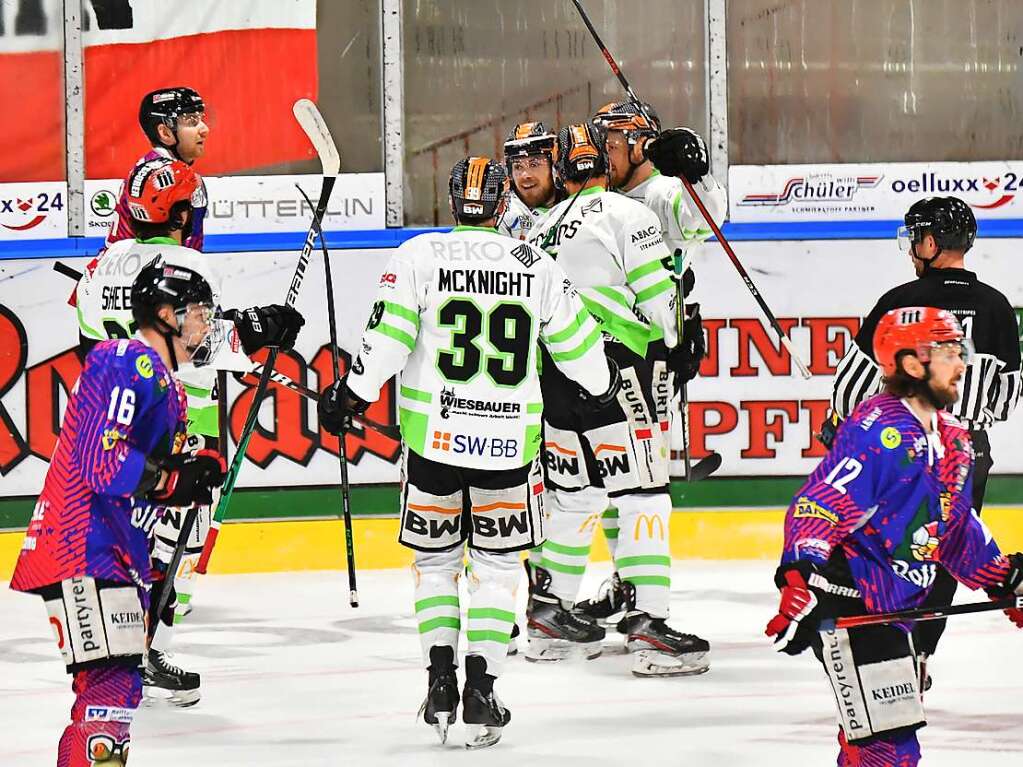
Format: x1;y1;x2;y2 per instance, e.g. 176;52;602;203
0;174;385;240
729;162;1023;222
1;239;1022;499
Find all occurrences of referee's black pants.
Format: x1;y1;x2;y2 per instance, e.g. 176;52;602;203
913;429;993;657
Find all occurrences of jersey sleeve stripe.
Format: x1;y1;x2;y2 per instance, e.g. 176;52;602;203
548;325;602;363
370;323;416;352
545;307;593;344
383;301;421;329
625;259;664;283
634;278;674;305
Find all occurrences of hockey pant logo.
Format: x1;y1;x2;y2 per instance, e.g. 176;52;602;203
401;484;464;551
542;427;588;489
821;626;924;744
612;364;669;489
44;577;146;672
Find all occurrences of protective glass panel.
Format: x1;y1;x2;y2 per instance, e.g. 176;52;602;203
404;0;706;226
728;0;1023;164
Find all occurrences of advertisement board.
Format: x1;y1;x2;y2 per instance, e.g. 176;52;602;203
729;162;1023;223
1;237;1021;499
0;174;385;241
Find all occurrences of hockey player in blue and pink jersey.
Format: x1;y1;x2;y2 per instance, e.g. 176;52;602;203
766;306;1023;767
10;251;228;766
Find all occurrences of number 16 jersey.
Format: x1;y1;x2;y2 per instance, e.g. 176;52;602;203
347;225;611;470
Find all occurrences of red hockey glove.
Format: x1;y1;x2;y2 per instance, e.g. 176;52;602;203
986;552;1023;629
766;563;820;655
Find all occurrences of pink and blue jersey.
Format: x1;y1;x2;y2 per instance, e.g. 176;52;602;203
11;340;187;593
781;393;1010;615
104;147;207;251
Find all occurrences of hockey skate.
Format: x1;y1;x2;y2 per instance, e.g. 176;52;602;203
575;571;626;629
462;655;510;749
621;582;710;677
418;646;459;744
525;566;605;662
142;650;201;707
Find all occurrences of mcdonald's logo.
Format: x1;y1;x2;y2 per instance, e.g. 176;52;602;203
634;513;666;541
578;511;601;535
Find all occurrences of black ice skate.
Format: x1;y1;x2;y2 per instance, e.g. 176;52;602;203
142;650;201;707
621;582;710;677
525;566;605;662
575;571;626;629
418;646;459;744
462;655;510;749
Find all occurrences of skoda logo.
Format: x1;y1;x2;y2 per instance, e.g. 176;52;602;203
90;190;116;217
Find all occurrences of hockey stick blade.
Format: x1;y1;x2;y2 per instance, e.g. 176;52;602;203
670;451;721;483
293;99;341;177
821;595;1023;631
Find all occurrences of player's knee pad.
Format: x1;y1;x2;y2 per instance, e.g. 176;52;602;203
614;493;672;548
467;549;521;596
542;426;591;489
466;461;545;554
42;578;146;674
400;481;465;552
821;624;925;746
60;664;140;767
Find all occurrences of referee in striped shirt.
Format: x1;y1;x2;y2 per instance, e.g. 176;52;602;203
825;196;1021;681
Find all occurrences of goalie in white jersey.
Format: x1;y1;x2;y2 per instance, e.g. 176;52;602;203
73;157;304;706
318;156;618;749
526;123;710;677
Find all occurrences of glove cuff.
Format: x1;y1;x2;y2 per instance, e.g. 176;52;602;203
773;560;816;590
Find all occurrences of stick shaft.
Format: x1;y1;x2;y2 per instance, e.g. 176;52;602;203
827;596;1022;630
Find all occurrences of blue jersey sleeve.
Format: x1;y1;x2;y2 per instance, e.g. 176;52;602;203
73;342;167;497
780;415;888;567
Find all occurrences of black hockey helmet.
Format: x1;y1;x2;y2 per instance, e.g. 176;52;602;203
592;100;661;145
553;123;609;185
449;156;508;223
900;197;977;254
503;122;556;167
139;87;206;146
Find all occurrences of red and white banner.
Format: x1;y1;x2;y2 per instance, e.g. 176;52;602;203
730;162;1023;222
0;0;317;183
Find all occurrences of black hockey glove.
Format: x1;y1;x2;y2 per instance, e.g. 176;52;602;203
986;552;1023;629
644;127;709;184
667;304;705;390
149;450;226;508
659;252;697;298
765;561;822;656
227;304;305;354
816;409;842;451
318;375;371;436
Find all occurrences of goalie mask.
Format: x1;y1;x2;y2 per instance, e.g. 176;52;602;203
552;123;609;185
449;156;509;223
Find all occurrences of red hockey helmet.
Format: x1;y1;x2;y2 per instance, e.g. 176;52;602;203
125;158;198;224
873;307;971;376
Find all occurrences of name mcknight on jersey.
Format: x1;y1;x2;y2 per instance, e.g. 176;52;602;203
437;268;535;297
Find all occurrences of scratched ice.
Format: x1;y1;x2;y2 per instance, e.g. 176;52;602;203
3;561;1019;765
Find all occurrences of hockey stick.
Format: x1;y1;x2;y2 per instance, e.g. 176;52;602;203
673;249;692;481
669;451;722;483
197;99;340;574
570;0;811;380
148;506;199;643
235;365;401;440
296;183;358;607
820;596;1023;631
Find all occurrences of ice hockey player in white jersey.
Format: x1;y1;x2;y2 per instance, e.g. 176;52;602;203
73;157;304;706
526;123;710;677
318;156;619;749
592;101;726;267
575;103;724;625
498;122;560;241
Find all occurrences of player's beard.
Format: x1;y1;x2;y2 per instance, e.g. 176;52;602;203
923;369;959;409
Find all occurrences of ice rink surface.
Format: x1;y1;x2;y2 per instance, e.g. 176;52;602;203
3;560;1020;766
